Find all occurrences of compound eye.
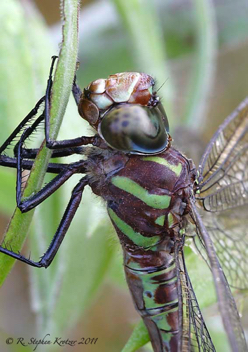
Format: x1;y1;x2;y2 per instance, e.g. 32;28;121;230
100;103;169;154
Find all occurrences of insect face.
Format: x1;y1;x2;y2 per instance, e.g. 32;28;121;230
78;72;155;128
78;72;169;154
100;103;169;154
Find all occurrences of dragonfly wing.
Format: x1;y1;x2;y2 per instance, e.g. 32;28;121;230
197;97;248;212
195;98;248;290
175;242;215;352
190;200;247;352
192;207;248;290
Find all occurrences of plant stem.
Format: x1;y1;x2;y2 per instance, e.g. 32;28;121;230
113;0;175;129
182;0;217;131
0;0;80;285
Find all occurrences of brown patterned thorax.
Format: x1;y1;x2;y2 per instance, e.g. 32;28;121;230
87;146;196;249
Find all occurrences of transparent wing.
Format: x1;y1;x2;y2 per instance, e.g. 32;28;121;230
197;98;248;212
189;200;247;352
195;98;248;290
175;242;215;352
192;207;248;290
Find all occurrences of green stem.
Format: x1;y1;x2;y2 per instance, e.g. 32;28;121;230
182;0;218;130
0;0;80;286
121;320;150;352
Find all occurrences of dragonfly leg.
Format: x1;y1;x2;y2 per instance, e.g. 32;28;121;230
45;56;101;149
0;56;97;164
16;134;86;212
0;155;70;174
10;108;84;159
0;97;45;155
0;107;71;174
15;146;85;159
72;74;82;106
0;176;88;268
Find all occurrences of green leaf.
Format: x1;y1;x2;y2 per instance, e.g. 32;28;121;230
0;169;16;215
122;320;150;352
182;0;218;130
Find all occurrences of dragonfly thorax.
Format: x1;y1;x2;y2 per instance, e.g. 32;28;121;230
87;146;195;250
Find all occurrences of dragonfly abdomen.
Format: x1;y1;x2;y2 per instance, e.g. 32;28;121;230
124;246;179;352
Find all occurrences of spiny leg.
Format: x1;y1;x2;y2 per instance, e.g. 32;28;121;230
0;106;77;173
45;56;101;149
0;56;96;167
0;155;70;174
16;131;86;211
15;146;84;159
0;57;92;268
12;111;85;159
72;72;82;106
0;99;81;162
0;136;87;266
13;119;87;210
0;104;67;173
0;176;89;268
0;97;45;155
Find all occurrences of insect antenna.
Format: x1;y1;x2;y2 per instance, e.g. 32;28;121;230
155;78;169;94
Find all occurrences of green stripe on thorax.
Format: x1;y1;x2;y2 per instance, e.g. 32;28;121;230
155;215;165;226
141;156;182;177
111;176;171;209
108;208;160;248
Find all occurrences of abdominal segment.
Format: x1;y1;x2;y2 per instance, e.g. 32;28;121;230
124;244;180;352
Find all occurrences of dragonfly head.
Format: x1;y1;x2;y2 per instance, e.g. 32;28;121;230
78;72;170;154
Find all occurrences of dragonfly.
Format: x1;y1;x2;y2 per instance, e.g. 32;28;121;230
0;56;247;352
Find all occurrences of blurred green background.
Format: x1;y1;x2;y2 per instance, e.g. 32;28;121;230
0;0;247;351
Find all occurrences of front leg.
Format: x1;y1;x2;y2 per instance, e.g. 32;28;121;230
14;146;85;159
44;56;101;149
0;155;71;174
0;176;88;268
0;97;45;155
72;73;82;106
16;129;86;211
